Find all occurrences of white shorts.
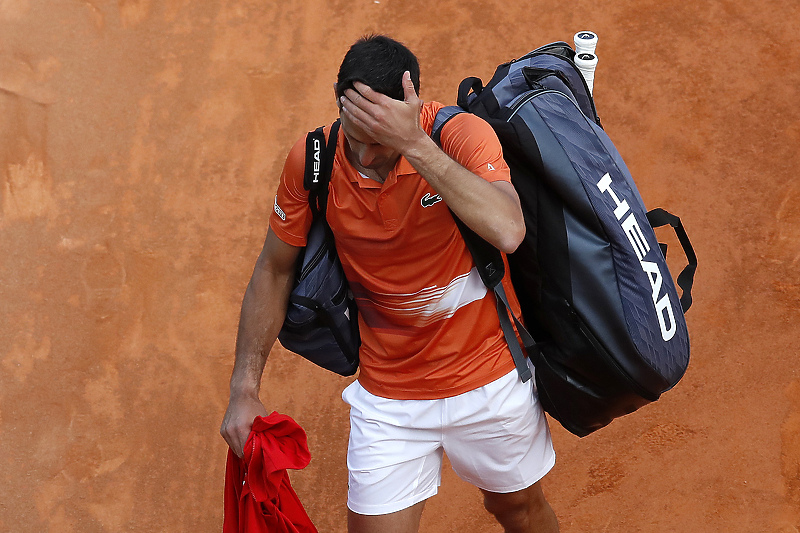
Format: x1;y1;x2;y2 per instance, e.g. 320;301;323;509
341;364;555;516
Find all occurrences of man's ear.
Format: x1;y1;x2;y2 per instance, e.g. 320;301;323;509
333;83;342;110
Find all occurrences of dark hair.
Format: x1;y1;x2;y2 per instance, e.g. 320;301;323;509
336;35;420;101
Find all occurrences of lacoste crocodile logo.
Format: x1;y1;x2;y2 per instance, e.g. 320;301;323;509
421;193;442;208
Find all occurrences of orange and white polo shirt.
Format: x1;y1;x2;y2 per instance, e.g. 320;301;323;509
270;101;520;400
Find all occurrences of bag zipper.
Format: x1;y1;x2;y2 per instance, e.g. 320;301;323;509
507;88;558;120
509;47;600;125
298;238;331;281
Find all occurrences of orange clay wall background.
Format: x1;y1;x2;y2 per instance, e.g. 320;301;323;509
1;1;799;531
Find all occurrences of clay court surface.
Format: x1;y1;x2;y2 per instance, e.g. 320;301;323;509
1;0;799;531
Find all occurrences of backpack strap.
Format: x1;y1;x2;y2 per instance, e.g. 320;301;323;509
431;105;466;145
494;283;535;382
432;108;508;288
304;120;341;219
432;107;536;383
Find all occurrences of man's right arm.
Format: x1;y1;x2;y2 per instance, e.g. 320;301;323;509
220;228;301;457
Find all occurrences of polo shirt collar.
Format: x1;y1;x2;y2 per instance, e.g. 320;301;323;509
394;156;416;177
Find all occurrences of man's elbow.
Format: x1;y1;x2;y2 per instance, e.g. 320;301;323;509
496;220;525;254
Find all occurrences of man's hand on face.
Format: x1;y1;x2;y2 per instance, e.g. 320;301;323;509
339;71;427;155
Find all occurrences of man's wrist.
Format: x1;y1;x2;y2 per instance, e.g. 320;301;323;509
229;387;261;404
229;371;262;399
402;130;439;163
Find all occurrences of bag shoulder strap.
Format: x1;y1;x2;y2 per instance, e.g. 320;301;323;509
431;105;467;144
431;107;508;288
432;107;535;382
304;120;341;219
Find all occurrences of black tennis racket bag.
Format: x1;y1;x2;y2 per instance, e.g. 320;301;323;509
434;42;697;436
277;121;360;376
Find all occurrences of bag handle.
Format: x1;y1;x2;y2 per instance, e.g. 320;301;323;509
646;208;697;312
457;76;483;109
288;293;359;367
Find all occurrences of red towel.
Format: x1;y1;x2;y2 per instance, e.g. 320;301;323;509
223;412;318;533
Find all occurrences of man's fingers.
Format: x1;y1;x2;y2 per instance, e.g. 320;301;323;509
340;95;369;128
341;92;382;137
221;422;243;457
225;424;249;458
221;402;262;459
351;81;380;103
341;89;373;125
402;71;417;103
234;434;245;458
343;86;379;114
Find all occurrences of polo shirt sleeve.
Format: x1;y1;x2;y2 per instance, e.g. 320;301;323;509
438;112;512;183
269;134;313;247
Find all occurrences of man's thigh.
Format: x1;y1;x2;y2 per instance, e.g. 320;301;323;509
342;381;446;516
442;364;555;493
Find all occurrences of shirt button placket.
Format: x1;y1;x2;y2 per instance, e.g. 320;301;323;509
378;193;398;230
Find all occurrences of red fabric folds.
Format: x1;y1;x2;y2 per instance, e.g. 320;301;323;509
223;412;317;533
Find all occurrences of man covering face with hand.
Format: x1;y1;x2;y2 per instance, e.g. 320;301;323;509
220;34;559;533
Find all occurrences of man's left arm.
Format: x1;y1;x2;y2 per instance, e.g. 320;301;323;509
340;73;524;254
